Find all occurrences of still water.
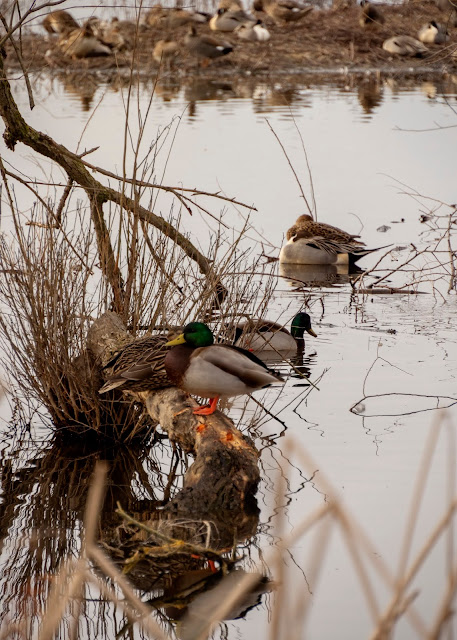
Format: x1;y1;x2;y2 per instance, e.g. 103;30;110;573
1;71;457;638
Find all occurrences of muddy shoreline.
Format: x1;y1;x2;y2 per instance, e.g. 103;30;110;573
4;1;457;82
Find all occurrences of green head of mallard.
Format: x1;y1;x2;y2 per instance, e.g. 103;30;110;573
165;322;214;348
291;312;317;340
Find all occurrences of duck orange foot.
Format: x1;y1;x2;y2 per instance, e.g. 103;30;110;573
192;397;219;416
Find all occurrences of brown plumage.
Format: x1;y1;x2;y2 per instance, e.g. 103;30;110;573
254;0;313;25
58;23;112;58
153;38;179;64
286;215;364;246
99;336;170;394
359;0;385;27
42;10;79;34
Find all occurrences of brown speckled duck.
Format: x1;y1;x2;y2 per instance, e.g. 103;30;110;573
99;335;171;394
280;214;380;265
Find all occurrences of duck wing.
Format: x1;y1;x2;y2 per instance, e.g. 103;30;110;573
191;344;284;387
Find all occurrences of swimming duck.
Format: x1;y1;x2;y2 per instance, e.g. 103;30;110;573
382;35;428;56
58;23;112;58
234;312;316;352
280;214;379;265
418;21;447;44
184;26;234;62
99;336;171;394
42;10;79;35
210;8;251;31
253;0;313;26
164;322;285;415
359;0;385;27
236;19;271;41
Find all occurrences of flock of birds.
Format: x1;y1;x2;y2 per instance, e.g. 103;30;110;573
98;215;380;415
41;1;455;65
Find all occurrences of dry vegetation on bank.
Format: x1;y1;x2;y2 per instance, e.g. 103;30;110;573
3;1;457;78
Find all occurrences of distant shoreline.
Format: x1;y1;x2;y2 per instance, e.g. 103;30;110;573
4;2;456;79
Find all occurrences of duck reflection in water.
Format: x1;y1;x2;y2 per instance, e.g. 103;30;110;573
357;77;384;115
279;261;360;287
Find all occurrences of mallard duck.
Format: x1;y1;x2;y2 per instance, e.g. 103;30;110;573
382;35;428;56
210;8;251;31
153;38;179;65
359;0;385;27
184;26;234;62
279;214;380;265
99;336;170;394
58;23;112;58
164;322;284;415
42;10;79;35
234;312;316;352
418;21;447;44
253;0;313;26
236;19;271;41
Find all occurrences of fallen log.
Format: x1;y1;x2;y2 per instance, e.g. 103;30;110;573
87;311;261;550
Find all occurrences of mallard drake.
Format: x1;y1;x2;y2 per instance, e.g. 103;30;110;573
280;214;380;265
99;336;170;394
253;0;313;26
184;26;234;62
418;21;447;44
382;35;428;56
234;312;316;352
58;23;112;58
210;8;251;31
359;0;385;27
42;10;79;35
164;322;284;415
153;38;179;64
236;19;271;41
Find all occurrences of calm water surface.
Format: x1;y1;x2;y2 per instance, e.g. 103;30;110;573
1;72;457;638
